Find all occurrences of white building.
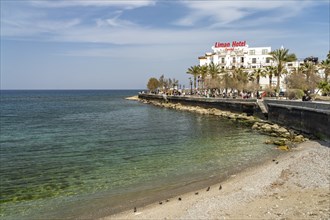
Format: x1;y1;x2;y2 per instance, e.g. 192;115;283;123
199;41;273;70
198;41;303;91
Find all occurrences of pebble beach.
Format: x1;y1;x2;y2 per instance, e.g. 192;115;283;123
104;140;329;219
103;97;330;219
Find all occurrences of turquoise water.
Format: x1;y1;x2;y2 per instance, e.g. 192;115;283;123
0;90;280;219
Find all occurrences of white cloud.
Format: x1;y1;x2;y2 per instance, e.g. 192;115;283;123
96;14;137;28
176;0;317;27
29;0;156;9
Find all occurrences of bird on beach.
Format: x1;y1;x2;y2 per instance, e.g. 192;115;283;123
219;185;222;190
159;201;163;205
134;207;137;212
206;186;210;191
195;192;199;195
178;197;182;201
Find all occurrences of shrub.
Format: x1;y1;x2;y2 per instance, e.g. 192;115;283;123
287;89;304;100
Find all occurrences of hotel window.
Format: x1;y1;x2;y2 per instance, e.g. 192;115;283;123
221;58;225;63
266;57;271;63
233;57;236;63
262;49;268;55
249;50;255;55
252;58;257;64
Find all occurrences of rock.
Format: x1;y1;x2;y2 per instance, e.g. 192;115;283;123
271;124;280;131
277;145;290;151
294;135;305;143
264;139;273;144
273;138;287;146
281;132;291;138
261;124;272;132
277;127;288;134
252;123;259;130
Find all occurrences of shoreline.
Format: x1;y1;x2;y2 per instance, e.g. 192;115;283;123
102;140;329;219
107;96;330;219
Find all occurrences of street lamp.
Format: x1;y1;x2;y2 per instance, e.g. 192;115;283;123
189;77;193;95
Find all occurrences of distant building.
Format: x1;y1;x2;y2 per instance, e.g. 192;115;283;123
198;41;304;91
199;41;273;69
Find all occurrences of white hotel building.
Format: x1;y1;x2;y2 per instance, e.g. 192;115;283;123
198;41;302;91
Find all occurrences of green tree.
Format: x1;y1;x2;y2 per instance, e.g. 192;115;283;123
233;68;249;93
269;48;297;93
317;81;330;96
251;68;266;89
320;51;330;82
220;68;232;94
301;61;321;93
199;65;208;90
147;77;160;93
265;66;276;89
207;62;222;89
186;65;199;90
286;67;307;90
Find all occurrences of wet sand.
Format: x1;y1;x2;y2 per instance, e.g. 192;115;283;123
102;140;329;219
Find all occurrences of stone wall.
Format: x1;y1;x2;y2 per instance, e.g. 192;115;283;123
138;94;330;141
265;101;330;141
138;94;257;115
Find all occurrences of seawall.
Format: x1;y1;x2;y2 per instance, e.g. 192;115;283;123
138;94;257;116
263;99;330;140
138;94;330;141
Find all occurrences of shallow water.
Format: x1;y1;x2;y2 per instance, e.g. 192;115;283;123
0;90;280;219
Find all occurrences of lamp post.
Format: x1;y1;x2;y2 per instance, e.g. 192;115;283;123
189;77;193;95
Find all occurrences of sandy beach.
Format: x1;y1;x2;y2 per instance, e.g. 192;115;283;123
102;140;329;219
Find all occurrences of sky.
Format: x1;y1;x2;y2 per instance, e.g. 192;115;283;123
1;0;329;90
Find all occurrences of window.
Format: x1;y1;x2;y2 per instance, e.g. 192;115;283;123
252;58;257;63
288;63;293;67
233;57;236;63
266;57;270;63
249;50;255;55
241;57;244;63
221;57;225;63
252;66;256;68
262;49;268;55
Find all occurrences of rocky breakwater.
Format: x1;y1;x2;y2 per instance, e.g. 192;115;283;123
140;99;309;150
252;122;309;150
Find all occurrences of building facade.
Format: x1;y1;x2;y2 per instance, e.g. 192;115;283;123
199;41;274;69
198;41;303;91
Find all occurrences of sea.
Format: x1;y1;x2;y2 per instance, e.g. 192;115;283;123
0;90;282;219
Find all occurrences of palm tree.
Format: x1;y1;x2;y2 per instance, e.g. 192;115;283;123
269;48;297;93
233;68;249;93
320;57;330;82
207;62;221;89
265;66;276;89
220;68;231;95
186;65;199;90
199;65;208;90
251;68;266;89
302;61;321;93
208;62;221;79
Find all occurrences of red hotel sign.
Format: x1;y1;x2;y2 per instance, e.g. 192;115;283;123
214;41;246;48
